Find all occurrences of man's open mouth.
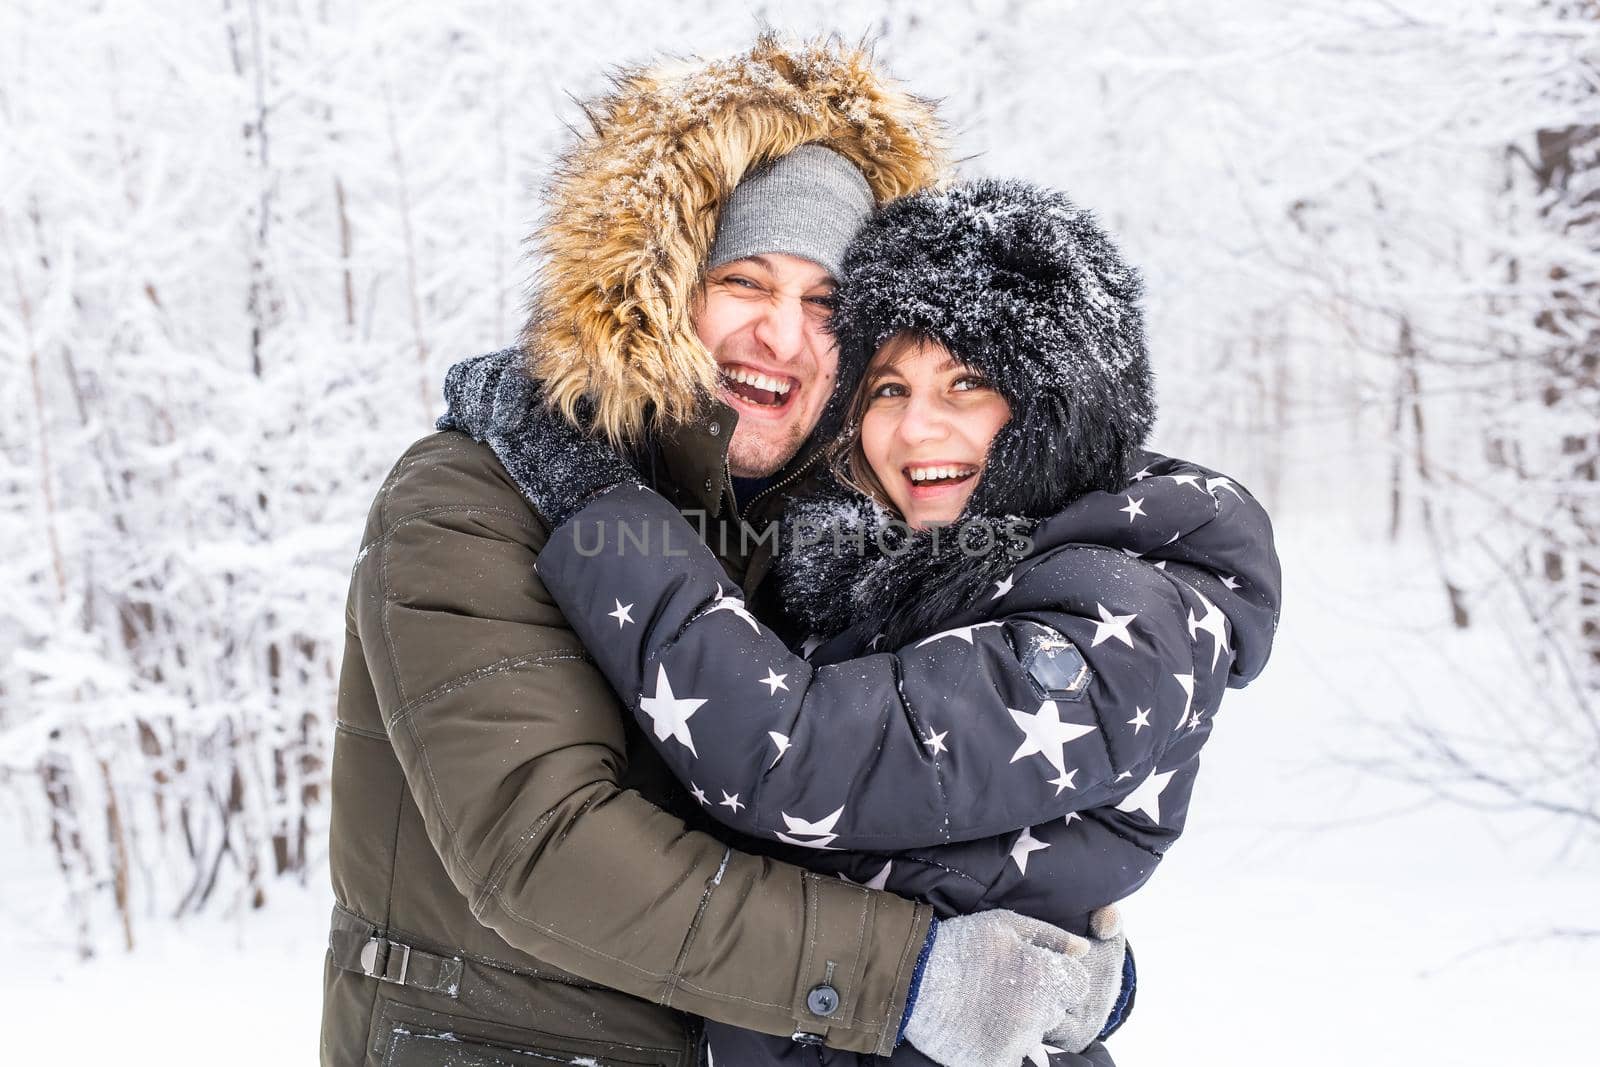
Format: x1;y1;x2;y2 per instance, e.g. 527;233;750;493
719;364;797;412
903;464;980;492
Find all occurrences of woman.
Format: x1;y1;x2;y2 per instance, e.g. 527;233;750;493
442;180;1281;1065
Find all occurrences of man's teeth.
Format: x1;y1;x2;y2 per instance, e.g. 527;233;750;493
724;367;792;395
907;466;978;483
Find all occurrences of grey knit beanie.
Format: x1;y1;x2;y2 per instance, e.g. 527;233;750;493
708;144;874;278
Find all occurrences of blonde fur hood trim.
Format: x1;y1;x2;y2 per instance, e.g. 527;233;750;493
522;34;948;443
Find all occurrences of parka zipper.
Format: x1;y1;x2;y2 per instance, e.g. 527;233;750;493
734;447;825;522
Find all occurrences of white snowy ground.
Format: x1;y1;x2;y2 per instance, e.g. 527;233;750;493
3;513;1596;1065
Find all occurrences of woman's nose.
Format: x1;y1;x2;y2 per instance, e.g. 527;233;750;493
896;393;954;445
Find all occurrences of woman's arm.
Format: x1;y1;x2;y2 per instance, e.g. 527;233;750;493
534;470;1279;851
436;351;1281;852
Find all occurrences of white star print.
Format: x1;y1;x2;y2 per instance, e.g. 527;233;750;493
1187;707;1205;731
690;782;709;806
841;861;894;891
1062;811;1082;827
1115;768;1179;824
1128;706;1152;734
719;790;744;814
922;729;949;755
1025;1041;1066;1067
1115;770;1134;782
991;572;1015;599
1186;590;1232;671
916;621;1005;647
1173;671;1196;730
1091;602;1138;649
775;805;845;849
1206;476;1244;500
1169;473;1205;492
1120;495;1146;522
779;807;844;837
638;665;707;757
1009;828;1050;874
705;584;761;632
1009;700;1096;793
767;731;791;767
1221;574;1241;591
799;635;824;658
1047;768;1079;792
1130;465;1155;482
760;669;789;694
608;600;634;627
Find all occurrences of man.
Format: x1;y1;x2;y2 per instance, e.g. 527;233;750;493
322;36;1117;1067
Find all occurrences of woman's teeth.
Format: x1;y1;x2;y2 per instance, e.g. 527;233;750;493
907;465;978;484
723;367;792;396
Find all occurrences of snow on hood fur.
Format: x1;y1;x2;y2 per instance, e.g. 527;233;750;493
779;180;1156;646
523;34;948;444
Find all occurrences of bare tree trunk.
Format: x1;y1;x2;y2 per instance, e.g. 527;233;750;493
378;60;431;423
96;755;136;951
2;209;68;607
1513;113;1600;677
40;752;94;960
1396;318;1471;628
335;176;355;330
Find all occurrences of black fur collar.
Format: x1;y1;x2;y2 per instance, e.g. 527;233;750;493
775;483;1034;648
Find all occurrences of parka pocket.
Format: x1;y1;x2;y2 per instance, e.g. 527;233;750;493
376;997;685;1067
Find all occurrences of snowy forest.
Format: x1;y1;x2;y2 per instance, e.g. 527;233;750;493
1;0;1595;1063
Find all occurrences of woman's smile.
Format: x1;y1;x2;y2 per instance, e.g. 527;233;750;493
901;461;982;500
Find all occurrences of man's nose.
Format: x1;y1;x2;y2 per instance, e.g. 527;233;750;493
751;296;808;363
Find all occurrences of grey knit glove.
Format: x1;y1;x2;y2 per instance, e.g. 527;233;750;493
1045;905;1128;1054
904;910;1092;1067
437;348;640;528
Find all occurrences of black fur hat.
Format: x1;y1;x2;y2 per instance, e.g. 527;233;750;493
828;178;1155;520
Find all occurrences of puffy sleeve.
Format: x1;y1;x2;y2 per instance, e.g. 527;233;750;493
533;460;1279;852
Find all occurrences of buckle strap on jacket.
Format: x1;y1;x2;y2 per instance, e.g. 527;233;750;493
328;904;463;998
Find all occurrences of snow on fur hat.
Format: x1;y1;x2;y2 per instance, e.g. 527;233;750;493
830;178;1155;519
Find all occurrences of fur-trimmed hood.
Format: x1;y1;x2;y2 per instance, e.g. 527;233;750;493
523;34;948;443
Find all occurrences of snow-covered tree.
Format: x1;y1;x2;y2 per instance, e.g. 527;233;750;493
2;0;1594;956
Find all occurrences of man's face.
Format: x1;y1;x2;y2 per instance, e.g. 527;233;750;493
692;254;840;478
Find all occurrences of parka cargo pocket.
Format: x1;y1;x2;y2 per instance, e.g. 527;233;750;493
376;997;686;1067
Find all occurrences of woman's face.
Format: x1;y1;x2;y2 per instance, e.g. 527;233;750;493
858;335;1012;529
